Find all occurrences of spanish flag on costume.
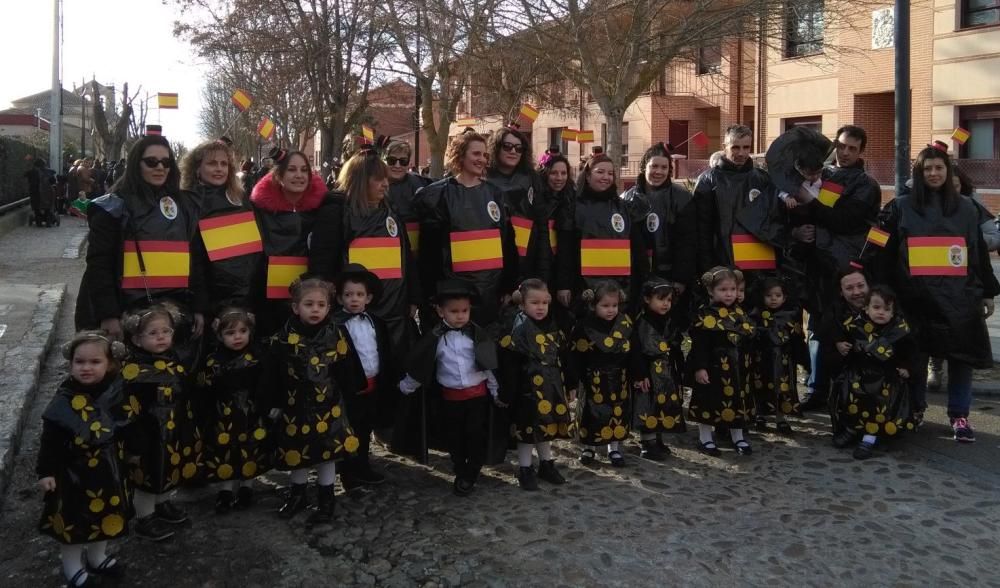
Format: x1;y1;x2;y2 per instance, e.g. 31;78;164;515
199;212;263;261
348;237;403;279
866;226;890;248
580;239;630;276
908;236;967;276
817;181;843;207
730;233;776;270
450;229;503;272
266;256;308;299
122;241;190;289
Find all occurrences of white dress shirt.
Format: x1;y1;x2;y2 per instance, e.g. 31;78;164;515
344;313;379;378
399;322;497;397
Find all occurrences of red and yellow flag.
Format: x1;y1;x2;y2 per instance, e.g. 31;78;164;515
817;181;844;207
361;125;375;144
257;117;275;141
866;226;890;248
231;89;253;112
908;236;967;276
405;222;419;256
266;256;308;299
517;104;539;125
199;212;263;261
349;237;402;279
450;229;503;272
157;93;178;109
731;234;776;270
561;128;578;142
690;131;710;149
951;127;971;145
581;239;630;276
456;117;476;127
577;130;594;143
511;216;533;256
122;241;190;289
547;220;557;254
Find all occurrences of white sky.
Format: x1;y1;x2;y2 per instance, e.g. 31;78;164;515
0;0;209;148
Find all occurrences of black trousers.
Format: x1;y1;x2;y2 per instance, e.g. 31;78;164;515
344;390;377;470
441;395;490;483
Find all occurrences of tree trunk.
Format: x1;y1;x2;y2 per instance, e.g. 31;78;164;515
601;104;626;191
420;78;447;178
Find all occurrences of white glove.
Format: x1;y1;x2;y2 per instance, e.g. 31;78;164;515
799;178;821;202
268;408;281;420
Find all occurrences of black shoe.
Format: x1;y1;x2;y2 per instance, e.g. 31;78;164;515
853;441;875;460
776;421;793;435
134;515;174;542
452;476;475;497
832;428;857;449
278;483;309;519
698;441;721;457
235;486;254;509
537;460;566;485
799;394;828;412
753;418;768;431
66;569;96;588
640;440;666;462
608;450;626;467
579;448;596;465
353;464;386;486
307;484;335;525
154;501;188;524
87;555;123;578
734;440;753;456
215;490;235;514
654;435;673;456
517;466;539;491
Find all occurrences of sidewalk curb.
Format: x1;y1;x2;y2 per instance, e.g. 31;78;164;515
0;207;29;236
972;383;1000;398
0;284;66;502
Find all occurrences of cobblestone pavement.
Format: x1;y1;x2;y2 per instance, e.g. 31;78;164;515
1;220;999;588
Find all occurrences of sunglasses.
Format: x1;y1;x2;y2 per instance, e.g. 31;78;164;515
141;157;173;169
501;142;524;154
385;157;410;166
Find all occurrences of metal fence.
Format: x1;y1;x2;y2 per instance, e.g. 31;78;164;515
0;137;45;205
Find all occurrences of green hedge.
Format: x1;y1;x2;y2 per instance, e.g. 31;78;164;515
0;136;46;206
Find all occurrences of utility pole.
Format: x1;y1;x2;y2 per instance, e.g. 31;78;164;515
413;6;421;171
80;83;87;157
49;0;62;170
894;0;910;196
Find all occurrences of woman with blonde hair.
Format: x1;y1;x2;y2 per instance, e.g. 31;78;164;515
182;140;263;317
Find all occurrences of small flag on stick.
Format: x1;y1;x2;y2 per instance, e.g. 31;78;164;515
817;181;844;207
561;128;578;142
951;127;971;145
690;131;710;149
866;226;890;248
257;117;275;141
232;89;253;112
361;125;375;144
157;93;178;109
577;130;594;143
456;117;476;127
517;104;539;125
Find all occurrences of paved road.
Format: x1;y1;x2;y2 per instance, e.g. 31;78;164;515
0;219;998;587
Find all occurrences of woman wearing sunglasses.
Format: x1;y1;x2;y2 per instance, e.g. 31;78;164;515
250;148;344;337
77;130;208;350
180;140;262;319
385;141;431;262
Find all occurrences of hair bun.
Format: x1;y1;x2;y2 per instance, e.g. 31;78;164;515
110;341;128;360
581;289;595;303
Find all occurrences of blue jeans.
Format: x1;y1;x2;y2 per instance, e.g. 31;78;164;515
911;354;974;417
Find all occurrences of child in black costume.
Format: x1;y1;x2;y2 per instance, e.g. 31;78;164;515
120;304;198;541
630;278;686;461
260;277;365;524
570;280;633;467
498;279;575;491
37;332;131;587
333;263;392;490
688;267;756;456
833;285;916;459
750;277;807;434
400;279;500;496
198;307;271;513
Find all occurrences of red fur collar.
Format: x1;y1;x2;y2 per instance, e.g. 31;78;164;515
250;172;329;212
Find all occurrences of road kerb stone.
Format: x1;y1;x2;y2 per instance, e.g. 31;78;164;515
0;284;65;503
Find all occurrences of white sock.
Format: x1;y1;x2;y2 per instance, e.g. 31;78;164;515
317;461;336;486
730;428;746;444
85;541;109;568
154;492;171;504
133;489;155;518
60;544;85;583
290;468;308;485
517;443;534;467
218;481;237;493
862;434;877;445
640;432;656;441
607;441;620;453
536;441;552;461
240;479;254;488
698;424;715;444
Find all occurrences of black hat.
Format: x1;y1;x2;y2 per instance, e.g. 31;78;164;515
335;263;383;302
433;279;480;305
547;144;561;154
765;126;833;194
642;276;676;298
145;124;163;136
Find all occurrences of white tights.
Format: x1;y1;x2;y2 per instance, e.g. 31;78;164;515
290;461;336;486
517;442;553;467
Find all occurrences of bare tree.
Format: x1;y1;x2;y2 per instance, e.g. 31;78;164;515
90;81;144;161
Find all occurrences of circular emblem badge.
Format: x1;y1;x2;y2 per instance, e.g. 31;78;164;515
386;217;398;237
159;196;178;220
646;213;660;233
748;188;761;203
487;200;502;223
526;186;535;206
611;213;625;233
948;245;965;267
